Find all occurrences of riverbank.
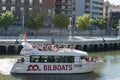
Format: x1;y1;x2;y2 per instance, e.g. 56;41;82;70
0;55;21;59
0;36;120;55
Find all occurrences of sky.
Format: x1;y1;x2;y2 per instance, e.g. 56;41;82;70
104;0;120;5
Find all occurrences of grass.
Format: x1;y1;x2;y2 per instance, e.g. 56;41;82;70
0;74;17;80
0;55;22;59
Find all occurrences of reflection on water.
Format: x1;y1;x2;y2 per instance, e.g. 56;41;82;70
12;72;100;80
1;51;120;80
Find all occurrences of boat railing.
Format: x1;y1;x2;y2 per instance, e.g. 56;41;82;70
16;58;24;64
32;43;59;52
84;56;100;63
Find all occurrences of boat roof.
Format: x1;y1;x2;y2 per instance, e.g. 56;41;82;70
20;42;88;56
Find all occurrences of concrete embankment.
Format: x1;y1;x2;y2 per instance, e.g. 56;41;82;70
0;36;120;55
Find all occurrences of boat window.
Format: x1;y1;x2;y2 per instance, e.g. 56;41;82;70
81;56;86;59
30;55;40;63
30;55;74;63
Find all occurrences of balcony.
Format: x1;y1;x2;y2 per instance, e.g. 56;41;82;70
85;2;90;6
55;3;67;6
55;1;72;6
1;1;6;4
92;9;103;13
55;8;72;11
93;14;103;18
93;4;103;8
85;8;90;12
93;0;103;3
11;1;16;5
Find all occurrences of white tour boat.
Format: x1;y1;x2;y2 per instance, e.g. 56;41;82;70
11;42;104;74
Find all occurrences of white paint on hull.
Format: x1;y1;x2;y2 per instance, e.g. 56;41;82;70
11;61;103;74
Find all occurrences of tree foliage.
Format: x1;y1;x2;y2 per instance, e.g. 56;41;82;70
76;14;92;31
25;13;45;30
112;18;119;29
93;16;108;30
0;11;14;30
52;13;69;28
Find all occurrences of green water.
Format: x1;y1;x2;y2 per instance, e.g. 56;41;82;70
0;51;120;80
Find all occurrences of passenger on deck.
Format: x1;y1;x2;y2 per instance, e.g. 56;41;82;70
94;56;99;62
91;56;94;62
21;58;24;63
38;44;43;51
42;43;47;51
85;57;90;62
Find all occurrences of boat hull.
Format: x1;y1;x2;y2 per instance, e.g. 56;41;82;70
11;61;103;74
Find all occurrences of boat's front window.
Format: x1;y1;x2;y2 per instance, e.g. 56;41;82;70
30;55;74;63
81;56;86;59
30;55;40;63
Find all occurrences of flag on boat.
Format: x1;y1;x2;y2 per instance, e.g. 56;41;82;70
23;32;27;41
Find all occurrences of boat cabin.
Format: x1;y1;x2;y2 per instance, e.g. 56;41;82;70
18;42;88;64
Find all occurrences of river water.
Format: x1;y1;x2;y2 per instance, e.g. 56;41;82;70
0;51;120;80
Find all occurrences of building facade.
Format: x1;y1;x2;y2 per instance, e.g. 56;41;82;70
90;0;103;18
0;0;104;22
109;6;120;29
0;0;111;36
103;1;111;17
54;0;73;17
0;0;55;22
84;0;103;18
55;0;104;18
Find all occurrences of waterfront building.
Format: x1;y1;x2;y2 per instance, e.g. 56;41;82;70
103;0;111;17
74;0;104;19
0;0;55;35
55;0;104;19
108;5;120;29
54;0;104;29
55;0;72;16
0;0;55;24
0;0;105;36
55;0;104;18
0;0;104;25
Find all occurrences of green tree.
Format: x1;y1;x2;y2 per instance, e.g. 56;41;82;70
52;13;69;28
93;16;108;30
93;16;108;36
25;13;45;30
76;14;92;31
0;11;14;30
111;18;119;29
52;13;69;36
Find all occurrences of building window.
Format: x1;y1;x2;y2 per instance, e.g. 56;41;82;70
1;0;6;4
29;0;33;5
67;11;71;16
62;6;65;9
61;11;65;14
20;0;24;4
62;0;65;3
29;7;33;11
39;0;42;4
47;9;51;16
11;6;16;11
68;6;71;9
68;0;72;4
39;8;42;12
20;7;24;11
2;6;6;11
11;0;15;4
